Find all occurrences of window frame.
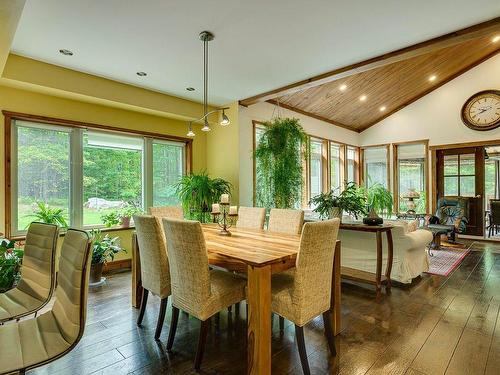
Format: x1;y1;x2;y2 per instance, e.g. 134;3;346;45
392;140;430;214
3;111;192;238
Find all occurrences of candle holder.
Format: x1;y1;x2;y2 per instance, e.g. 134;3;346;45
211;202;238;236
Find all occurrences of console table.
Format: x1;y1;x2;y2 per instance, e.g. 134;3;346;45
339;223;394;295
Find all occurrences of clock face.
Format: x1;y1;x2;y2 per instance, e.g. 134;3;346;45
462;90;500;131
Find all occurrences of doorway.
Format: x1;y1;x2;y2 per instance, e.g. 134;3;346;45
436;146;484;236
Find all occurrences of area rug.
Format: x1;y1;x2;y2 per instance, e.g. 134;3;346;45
426;246;471;276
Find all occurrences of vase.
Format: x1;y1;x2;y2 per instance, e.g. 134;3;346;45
363;207;383;225
121;216;131;228
328;207;342;220
90;263;104;284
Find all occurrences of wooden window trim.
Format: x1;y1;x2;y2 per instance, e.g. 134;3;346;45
3;111;193;238
392;140;430;214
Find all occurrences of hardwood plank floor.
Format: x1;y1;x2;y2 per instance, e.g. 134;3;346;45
20;241;500;374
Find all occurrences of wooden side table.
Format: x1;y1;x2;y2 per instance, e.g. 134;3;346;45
339;223;394;296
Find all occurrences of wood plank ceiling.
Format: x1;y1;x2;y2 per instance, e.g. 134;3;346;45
241;19;500;133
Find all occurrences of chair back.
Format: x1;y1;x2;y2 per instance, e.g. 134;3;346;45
268;208;304;234
490;200;500;225
236;206;266;229
149;206;184;220
51;229;91;345
133;215;171;298
293;219;340;317
17;222;59;302
162;218;210;316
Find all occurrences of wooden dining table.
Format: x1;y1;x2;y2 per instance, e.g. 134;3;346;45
131;224;341;375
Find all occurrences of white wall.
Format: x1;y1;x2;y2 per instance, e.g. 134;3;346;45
360;53;500;146
238;102;359;206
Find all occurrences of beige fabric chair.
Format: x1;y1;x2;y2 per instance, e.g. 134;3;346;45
272;219;340;374
0;229;91;375
236;206;266;229
149;206;184;220
0;222;59;323
162;218;246;370
268;208;304;234
133;215;171;340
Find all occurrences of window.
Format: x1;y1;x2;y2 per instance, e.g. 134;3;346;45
443;153;475;197
309;139;324;199
395;143;427;213
330;143;341;192
346;146;358;185
363;146;389;189
8;116;189;236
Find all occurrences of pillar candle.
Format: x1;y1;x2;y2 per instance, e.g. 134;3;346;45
229;206;238;215
221;194;229;204
212;203;220;213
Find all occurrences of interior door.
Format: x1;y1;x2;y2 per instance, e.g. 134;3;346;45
436;146;484;236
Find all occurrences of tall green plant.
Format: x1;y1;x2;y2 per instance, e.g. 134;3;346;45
175;172;232;222
254;117;308;209
29;201;68;228
366;183;393;218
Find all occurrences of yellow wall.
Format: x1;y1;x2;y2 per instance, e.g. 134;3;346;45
0;85;208;240
0;1;25;74
206;101;240;204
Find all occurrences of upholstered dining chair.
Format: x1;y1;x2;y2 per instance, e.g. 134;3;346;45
149;205;184;220
272;219;340;375
236;206;266;229
162;218;246;370
133;215;171;340
0;222;59;323
0;229;91;375
268;208;304;234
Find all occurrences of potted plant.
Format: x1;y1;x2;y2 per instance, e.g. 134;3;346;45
120;206;142;228
175;172;232;222
0;239;23;292
310;182;367;221
254;117;308;209
101;211;121;228
366;183;394;218
29;201;68;228
89;229;125;284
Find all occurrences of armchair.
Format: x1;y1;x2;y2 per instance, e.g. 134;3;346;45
428;196;469;242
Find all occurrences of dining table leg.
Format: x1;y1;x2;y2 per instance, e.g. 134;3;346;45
247;264;272;375
330;241;341;335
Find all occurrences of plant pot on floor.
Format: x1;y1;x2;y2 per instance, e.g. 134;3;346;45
90;263;104;284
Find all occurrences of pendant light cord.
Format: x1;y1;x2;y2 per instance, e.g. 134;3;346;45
203;37;208;123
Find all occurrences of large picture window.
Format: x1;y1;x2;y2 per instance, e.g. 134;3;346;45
330;143;341;192
7;114;190;236
362;146;389;189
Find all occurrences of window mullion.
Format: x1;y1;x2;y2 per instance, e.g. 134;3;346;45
71;128;84;228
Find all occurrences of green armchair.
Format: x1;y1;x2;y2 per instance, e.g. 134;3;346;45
428;196;469;242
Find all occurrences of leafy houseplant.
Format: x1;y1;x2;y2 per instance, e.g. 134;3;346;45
175;172;232;223
310;182;367;220
30;201;68;228
0;240;23;292
366;183;394;218
120;206;142;228
254;117;308;209
89;229;125;284
101;211;121;228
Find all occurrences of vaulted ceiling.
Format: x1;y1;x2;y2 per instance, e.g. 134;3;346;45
242;19;500;132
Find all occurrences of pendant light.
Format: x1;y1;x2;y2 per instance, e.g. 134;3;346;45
186;31;230;137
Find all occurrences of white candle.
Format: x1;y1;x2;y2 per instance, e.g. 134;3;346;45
229;206;238;215
221;194;229;204
212;203;220;214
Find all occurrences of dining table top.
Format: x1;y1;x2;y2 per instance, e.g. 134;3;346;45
202;224;301;268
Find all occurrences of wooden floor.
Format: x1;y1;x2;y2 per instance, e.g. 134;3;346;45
28;241;500;375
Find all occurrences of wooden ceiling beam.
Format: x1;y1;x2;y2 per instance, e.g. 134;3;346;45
240;17;500;106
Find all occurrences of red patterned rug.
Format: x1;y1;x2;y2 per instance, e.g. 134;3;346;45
426;245;471;276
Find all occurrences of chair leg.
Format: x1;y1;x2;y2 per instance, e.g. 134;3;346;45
228;305;232;312
322;312;337;357
136;289;149;326
295;325;311;375
194;317;211;371
235;302;240;312
279;316;285;333
166;306;180;351
155;297;168;340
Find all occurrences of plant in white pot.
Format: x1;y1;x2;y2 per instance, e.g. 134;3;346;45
310;182;367;221
89;229;125;284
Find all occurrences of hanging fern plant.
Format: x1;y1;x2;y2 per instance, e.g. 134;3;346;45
254;117;308;209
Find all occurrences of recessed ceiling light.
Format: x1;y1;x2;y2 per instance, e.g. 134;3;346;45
379;106;386;112
428;75;437;82
359;95;367;102
186;87;195;91
59;49;73;56
493;35;500;43
136;71;147;77
339;84;347;91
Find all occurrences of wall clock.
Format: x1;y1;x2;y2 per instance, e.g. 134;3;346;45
461;90;500;131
